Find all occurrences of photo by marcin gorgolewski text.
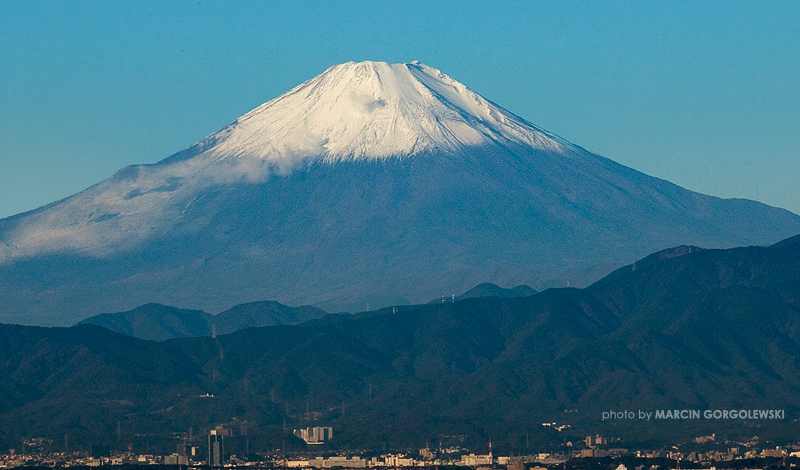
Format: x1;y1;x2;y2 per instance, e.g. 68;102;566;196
602;409;785;421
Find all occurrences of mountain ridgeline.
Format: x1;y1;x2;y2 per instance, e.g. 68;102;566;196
2;61;800;326
77;283;536;341
1;235;799;453
77;301;329;341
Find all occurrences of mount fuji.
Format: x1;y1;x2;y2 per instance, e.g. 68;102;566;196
2;60;799;326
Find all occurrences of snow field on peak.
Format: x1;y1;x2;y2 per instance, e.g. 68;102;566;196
201;61;568;165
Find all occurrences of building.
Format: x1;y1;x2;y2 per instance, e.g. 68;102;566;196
306;456;366;468
208;426;229;466
579;449;608;458
585;435;607;447
461;453;493;466
385;454;416;467
419;447;435;460
507;459;525;470
293;426;333;445
165;454;189;465
285;459;309;467
761;448;785;458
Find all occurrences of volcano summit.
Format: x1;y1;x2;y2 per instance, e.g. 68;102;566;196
1;61;798;325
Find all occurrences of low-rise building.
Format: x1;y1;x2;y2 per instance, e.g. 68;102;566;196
385;454;417;467
461;453;493;466
165;453;189;465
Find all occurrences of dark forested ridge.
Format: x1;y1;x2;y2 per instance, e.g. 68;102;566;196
77;301;329;341
2;235;800;453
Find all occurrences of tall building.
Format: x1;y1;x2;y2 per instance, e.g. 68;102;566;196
208;426;229;466
213;441;221;466
293;426;333;445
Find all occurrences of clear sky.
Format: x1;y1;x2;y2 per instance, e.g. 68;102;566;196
2;0;799;219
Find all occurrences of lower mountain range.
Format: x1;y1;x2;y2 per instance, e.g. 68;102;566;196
75;282;537;342
75;301;330;342
1;234;799;454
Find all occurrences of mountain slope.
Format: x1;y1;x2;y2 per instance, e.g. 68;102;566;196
455;282;536;300
76;304;213;341
1;61;799;326
212;300;329;335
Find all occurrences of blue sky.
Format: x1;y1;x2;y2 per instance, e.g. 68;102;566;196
2;0;799;219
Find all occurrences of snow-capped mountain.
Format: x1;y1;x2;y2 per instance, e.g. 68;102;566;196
2;60;799;326
1;61;567;260
202;60;567;162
